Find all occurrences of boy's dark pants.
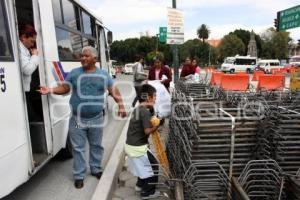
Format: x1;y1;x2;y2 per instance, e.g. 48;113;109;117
136;150;158;196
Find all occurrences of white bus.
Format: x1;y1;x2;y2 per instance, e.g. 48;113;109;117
0;0;112;197
221;55;257;73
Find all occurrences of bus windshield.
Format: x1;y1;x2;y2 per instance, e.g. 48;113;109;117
235;59;256;65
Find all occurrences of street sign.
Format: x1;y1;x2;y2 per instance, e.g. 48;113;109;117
159;27;167;43
167;7;184;45
279;5;300;31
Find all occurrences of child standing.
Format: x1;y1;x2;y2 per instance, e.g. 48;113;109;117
125;84;160;199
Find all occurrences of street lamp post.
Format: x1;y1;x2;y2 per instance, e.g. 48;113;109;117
208;45;211;66
172;0;179;81
156;34;159;55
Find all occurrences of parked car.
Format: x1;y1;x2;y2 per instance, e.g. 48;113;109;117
256;59;282;74
123;63;135;74
108;60;117;78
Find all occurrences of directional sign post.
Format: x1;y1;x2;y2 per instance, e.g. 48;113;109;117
279;5;300;31
159;27;167;43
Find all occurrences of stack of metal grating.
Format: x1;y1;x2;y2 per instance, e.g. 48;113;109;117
167;80;300;200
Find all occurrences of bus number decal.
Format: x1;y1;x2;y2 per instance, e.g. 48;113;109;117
0;67;6;92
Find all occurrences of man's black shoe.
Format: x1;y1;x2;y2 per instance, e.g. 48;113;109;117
74;179;84;189
91;172;102;179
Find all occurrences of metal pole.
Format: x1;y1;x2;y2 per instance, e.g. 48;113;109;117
156;34;159;55
208;45;211;66
172;0;179;81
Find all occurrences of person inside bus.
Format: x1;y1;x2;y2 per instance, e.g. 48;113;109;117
19;23;40;121
180;57;196;80
38;46;127;189
148;56;172;92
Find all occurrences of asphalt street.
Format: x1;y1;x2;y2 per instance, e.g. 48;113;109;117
3;74;135;200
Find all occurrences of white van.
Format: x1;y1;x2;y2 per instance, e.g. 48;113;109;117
221;55;257;73
109;60;117;78
123;63;135;74
290;55;300;66
257;59;282;73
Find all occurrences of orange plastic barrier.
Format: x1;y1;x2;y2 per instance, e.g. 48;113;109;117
270;68;280;74
205;67;217;73
257;75;285;91
252;71;265;81
279;68;288;74
220;74;249;91
210;72;224;86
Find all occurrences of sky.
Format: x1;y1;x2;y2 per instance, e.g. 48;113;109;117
81;0;300;43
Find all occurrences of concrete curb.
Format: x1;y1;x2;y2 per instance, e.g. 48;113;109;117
91;113;131;200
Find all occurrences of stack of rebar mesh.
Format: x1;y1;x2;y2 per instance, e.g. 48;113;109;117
167;80;300;200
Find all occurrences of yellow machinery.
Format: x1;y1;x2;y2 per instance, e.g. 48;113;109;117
290;68;300;91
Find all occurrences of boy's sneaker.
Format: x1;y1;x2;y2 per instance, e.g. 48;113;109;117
74;179;84;189
141;191;160;199
134;186;142;192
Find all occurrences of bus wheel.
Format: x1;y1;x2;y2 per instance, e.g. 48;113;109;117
246;69;251;74
229;69;235;74
57;135;73;159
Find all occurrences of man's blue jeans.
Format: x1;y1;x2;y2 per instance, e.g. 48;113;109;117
69;113;104;180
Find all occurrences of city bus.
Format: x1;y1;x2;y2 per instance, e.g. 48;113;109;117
221;55;257;73
0;0;112;197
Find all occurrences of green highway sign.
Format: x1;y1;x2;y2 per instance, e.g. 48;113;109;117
159;27;167;43
279;5;300;31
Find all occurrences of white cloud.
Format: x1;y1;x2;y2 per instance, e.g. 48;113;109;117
84;0;300;41
93;0;168;25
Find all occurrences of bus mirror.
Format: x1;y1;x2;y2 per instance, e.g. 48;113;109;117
107;31;113;45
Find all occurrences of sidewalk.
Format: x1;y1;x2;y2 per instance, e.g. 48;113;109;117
111;119;171;200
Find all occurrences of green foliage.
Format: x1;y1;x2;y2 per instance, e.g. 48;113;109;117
260;29;290;59
179;39;217;66
218;34;245;62
146;51;164;65
229;29;262;57
197;24;210;43
110;36;171;65
109;27;290;67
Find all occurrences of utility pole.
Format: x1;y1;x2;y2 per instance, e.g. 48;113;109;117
172;0;179;81
156;34;159;55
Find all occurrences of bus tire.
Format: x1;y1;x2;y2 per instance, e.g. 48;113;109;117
229;69;235;74
57;135;73;159
246;68;251;74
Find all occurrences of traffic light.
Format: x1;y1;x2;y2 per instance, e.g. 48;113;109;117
274;18;279;31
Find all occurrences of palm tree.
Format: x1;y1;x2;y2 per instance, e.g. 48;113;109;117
197;24;210;43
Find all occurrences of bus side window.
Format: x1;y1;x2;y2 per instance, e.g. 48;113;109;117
0;1;14;61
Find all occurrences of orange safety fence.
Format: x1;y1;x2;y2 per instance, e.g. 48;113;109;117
205;67;217;73
257;75;285;91
270;68;281;74
252;71;265;81
236;71;247;74
279;68;288;74
210;72;224;86
220;74;249;91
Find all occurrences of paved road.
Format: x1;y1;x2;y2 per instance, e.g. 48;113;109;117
3;74;135;200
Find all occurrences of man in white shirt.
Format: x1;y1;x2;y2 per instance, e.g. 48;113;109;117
19;24;39;121
132;55;147;107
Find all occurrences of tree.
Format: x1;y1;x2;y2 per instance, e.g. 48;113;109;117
197;24;210;43
229;29;262;57
218;34;245;62
260;28;290;59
